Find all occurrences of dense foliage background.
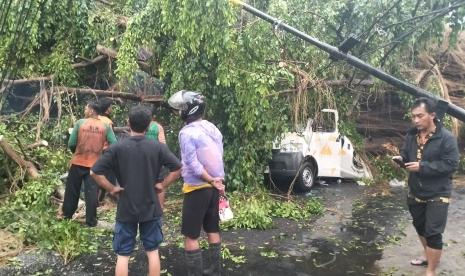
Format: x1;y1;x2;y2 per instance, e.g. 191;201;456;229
2;0;464;188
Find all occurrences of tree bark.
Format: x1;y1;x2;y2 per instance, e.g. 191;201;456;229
0;135;40;179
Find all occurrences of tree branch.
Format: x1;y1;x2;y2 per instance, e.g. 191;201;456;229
54;86;163;103
2;76;52;86
377;1;465;67
96;44;151;72
71;55;107;69
1;55;108;88
0;135;40;179
358;0;403;40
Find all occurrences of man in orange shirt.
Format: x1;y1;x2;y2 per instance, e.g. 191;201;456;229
63;101;117;227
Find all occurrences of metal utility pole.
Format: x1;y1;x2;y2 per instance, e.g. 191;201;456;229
229;0;465;122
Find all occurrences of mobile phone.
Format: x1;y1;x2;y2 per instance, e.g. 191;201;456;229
392;158;405;168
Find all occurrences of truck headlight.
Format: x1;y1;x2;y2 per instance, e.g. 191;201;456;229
280;142;303;152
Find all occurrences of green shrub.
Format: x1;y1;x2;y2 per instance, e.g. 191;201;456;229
222;188;323;230
0;117;103;263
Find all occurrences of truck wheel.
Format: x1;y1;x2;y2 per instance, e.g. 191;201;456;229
295;162;315;193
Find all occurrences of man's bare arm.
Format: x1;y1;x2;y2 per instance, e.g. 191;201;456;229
155;168;181;191
90;170;124;195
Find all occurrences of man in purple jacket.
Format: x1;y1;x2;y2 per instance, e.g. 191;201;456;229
168;90;225;276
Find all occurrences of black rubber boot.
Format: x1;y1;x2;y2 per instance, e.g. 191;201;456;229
203;243;221;276
185;249;203;276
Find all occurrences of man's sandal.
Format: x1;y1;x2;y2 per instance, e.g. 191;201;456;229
410;258;428;266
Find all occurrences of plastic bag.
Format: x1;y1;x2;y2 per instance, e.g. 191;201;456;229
219;195;233;222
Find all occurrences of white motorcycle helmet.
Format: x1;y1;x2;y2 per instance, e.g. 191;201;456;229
168;90;206;123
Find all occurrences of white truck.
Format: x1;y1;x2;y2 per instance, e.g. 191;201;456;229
264;109;371;193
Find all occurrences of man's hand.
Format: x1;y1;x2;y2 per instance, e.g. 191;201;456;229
110;185;124;196
405;162;420;172
154;182;166;210
211;177;225;193
154;182;164;192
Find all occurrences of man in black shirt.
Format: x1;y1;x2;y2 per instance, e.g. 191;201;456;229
393;98;459;276
91;106;181;276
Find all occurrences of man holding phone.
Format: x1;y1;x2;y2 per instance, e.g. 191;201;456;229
393;97;459;276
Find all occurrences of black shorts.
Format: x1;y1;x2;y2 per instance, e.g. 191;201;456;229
407;197;449;238
182;188;220;239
